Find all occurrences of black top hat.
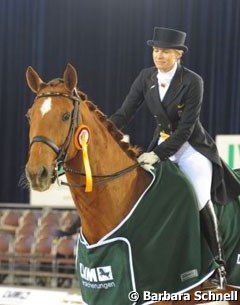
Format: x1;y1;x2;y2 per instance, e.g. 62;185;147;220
147;27;188;52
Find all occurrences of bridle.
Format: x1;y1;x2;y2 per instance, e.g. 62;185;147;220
30;88;140;189
30;89;81;174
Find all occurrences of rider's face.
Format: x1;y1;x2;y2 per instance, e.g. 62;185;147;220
152;48;182;72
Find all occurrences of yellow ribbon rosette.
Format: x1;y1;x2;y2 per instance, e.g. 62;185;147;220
74;125;92;192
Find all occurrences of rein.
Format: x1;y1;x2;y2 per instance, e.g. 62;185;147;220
30;89;140;190
58;163;141;188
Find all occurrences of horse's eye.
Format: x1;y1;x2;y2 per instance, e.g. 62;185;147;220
62;112;71;121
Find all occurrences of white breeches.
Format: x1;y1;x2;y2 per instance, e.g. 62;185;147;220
171;142;213;211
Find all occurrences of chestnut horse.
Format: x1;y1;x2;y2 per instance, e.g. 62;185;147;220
25;64;239;305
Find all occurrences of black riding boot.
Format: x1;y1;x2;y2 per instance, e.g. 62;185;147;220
200;200;226;289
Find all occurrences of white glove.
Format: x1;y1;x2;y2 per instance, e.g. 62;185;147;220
137;151;160;172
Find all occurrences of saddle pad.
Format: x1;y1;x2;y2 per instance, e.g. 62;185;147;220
215;199;240;287
76;238;135;305
76;161;219;305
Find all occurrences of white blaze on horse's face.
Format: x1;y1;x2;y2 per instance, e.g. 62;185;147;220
40;98;52;117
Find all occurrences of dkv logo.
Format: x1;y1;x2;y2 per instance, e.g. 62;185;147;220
80;263;114;282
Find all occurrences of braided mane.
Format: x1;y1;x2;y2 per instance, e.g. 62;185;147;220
85;101;141;159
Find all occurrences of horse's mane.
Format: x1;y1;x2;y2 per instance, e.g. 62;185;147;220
85;101;141;159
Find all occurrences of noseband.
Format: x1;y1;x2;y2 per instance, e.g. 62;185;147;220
30;90;81;179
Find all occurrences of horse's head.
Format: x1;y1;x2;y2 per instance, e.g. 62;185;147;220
25;64;85;191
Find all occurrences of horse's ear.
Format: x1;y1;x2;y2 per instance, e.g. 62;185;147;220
63;64;78;91
26;66;44;93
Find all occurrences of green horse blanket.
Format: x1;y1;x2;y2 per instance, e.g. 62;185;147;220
76;161;240;305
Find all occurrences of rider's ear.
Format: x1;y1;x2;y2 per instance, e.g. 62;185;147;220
63;64;78;91
26;66;44;93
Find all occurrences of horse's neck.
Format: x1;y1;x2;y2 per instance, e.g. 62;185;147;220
66;162;149;244
66;102;151;244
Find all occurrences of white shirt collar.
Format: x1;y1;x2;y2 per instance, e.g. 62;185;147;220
157;62;178;83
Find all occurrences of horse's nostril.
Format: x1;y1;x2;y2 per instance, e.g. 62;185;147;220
25;164;52;191
39;166;49;180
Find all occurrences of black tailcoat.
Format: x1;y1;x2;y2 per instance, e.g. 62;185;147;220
110;65;240;204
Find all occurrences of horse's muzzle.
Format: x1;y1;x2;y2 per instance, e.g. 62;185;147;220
25;164;52;191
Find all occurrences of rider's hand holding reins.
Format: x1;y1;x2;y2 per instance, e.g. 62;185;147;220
137;151;160;172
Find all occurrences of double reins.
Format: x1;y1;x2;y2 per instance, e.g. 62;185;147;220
30;89;140;190
60;163;140;189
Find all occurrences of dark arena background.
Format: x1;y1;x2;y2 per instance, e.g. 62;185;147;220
0;1;239;305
